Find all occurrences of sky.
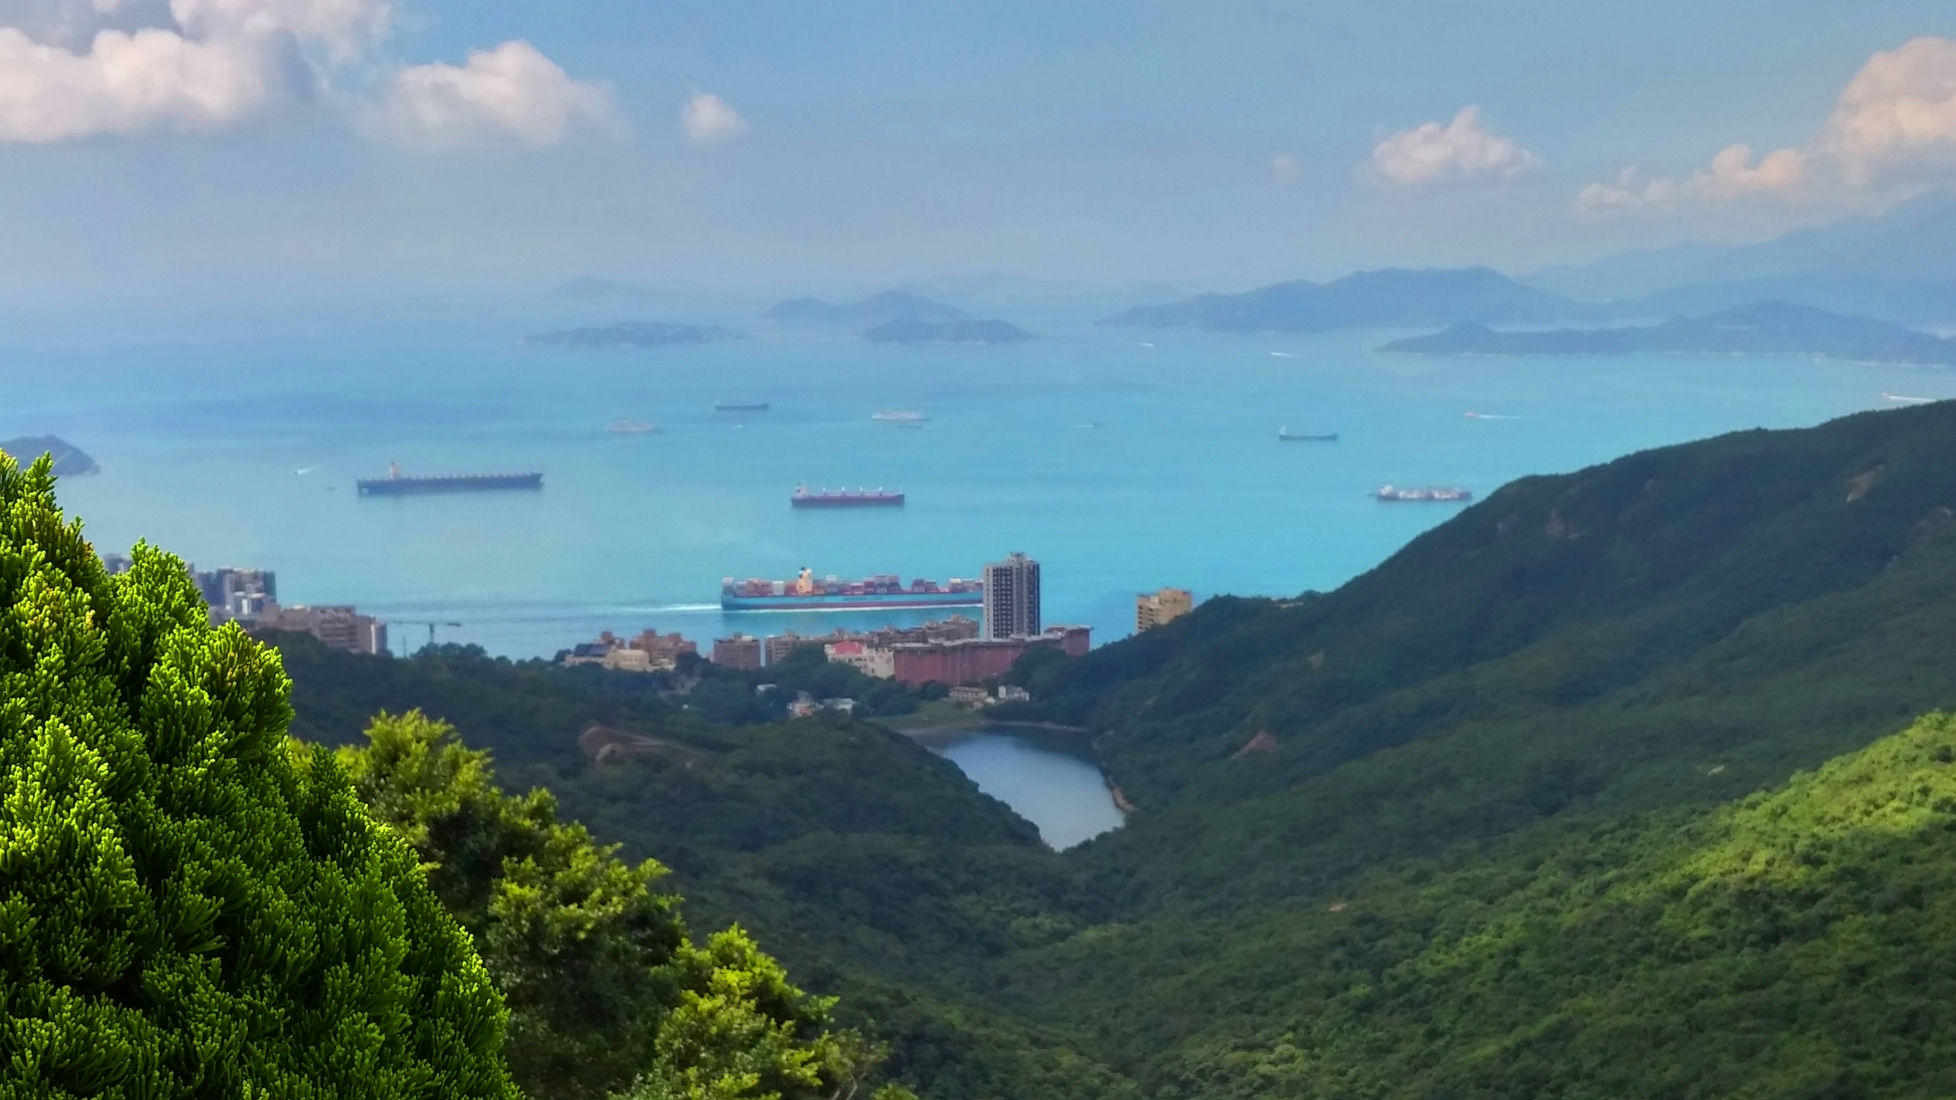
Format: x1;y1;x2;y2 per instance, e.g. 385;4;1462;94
2;0;1956;306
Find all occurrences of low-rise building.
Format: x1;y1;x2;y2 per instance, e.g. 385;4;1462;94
889;625;1091;687
711;634;763;670
825;639;896;679
948;685;993;707
1136;587;1194;632
259;604;389;656
626;629;697;665
766;630;848;665
560;641;613;667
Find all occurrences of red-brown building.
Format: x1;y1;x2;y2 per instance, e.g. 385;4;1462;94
889;625;1090;687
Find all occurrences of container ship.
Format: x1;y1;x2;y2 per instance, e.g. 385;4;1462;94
1375;484;1473;503
1277;427;1338;442
722;568;982;611
357;462;543;496
715;402;770;412
791;485;905;508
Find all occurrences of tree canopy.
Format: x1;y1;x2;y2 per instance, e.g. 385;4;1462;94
0;454;514;1097
337;710;913;1100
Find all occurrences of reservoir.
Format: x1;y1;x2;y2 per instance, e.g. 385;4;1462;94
914;726;1125;849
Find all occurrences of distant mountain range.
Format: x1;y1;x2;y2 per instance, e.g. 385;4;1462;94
1380;301;1956;367
525;322;739;349
1528;190;1956;323
764;291;969;324
862;318;1035;345
0;435;97;476
1101;267;1601;334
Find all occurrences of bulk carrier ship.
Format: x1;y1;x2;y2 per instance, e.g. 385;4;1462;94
722;568;982;611
357;462;543;496
791;485;905;508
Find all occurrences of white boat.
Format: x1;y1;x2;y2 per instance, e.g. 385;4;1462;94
1883;393;1936;405
606;420;661;434
871;410;928;422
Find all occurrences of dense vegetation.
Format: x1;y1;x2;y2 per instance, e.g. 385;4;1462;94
338;710;910;1100
0;455;511;1097
155;400;1956;1097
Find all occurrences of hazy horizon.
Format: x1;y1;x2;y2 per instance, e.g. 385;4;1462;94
1;1;1954;311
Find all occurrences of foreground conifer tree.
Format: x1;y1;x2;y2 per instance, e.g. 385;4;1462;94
0;455;515;1097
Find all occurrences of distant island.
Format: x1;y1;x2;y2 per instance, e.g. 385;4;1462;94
525;322;740;349
1101;267;1599;333
1;435;98;476
764;291;969;324
862;318;1035;345
1380;301;1956;367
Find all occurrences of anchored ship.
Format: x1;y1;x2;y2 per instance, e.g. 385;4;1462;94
1277;427;1338;442
357;462;543;496
722;568;982;611
871;410;927;422
715;402;770;412
1375;484;1473;503
792;485;905;508
607;419;660;434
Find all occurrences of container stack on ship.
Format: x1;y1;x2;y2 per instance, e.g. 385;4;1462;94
791;485;905;508
721;568;981;611
357;462;544;496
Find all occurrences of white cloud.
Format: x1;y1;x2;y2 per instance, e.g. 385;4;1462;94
680;90;745;144
1270;153;1301;185
1577;144;1806;210
1821;36;1956;182
1369;106;1540;186
0;25;287;141
1582;36;1956;211
369;40;616;151
167;0;389;60
0;0;609;150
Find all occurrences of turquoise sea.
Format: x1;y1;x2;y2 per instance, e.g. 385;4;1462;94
7;302;1950;658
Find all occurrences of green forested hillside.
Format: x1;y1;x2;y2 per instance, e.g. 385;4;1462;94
1035;401;1956;915
266;402;1956;1098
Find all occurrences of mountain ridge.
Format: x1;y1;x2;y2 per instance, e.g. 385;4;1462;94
1100;266;1603;333
1379;300;1956;366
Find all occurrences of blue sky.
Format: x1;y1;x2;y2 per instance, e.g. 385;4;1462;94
2;0;1954;304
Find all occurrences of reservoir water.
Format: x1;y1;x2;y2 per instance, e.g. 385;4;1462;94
914;727;1125;849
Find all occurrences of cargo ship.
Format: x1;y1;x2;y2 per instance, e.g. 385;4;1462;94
871;410;927;422
792;485;905;508
1277;427;1338;442
1375;484;1472;503
722;568;982;611
715;402;770;412
357;462;543;496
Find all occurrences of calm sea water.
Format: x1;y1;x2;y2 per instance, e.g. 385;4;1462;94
913;727;1125;850
6;304;1949;657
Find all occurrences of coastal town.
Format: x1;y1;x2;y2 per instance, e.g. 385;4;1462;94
100;548;1198;704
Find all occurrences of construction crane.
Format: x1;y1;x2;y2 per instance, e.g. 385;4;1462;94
394;620;464;655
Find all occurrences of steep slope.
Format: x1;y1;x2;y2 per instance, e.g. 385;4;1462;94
1003;711;1956;1098
1021;401;1956;912
1101;267;1598;333
273;639;1132;1100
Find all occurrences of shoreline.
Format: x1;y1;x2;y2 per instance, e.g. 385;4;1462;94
884;715;1092;737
